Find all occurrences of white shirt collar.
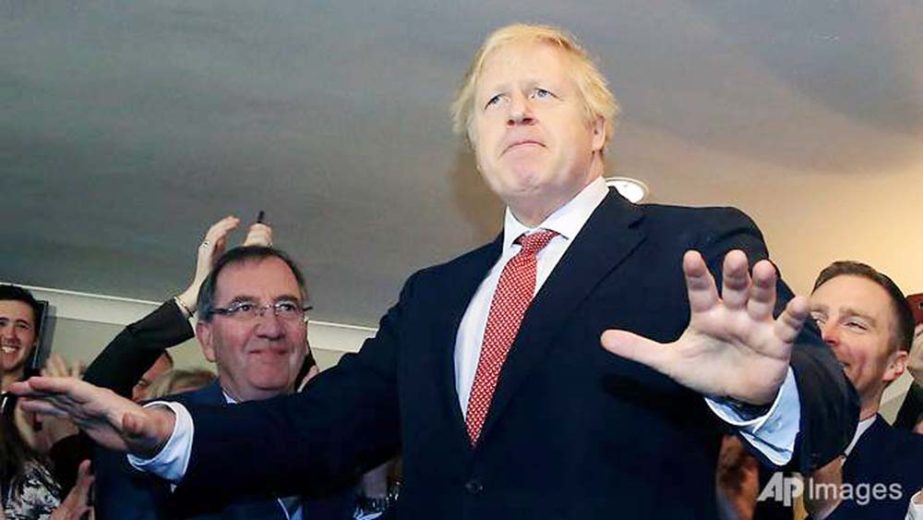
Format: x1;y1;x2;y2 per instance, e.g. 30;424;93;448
844;415;877;457
502;177;610;252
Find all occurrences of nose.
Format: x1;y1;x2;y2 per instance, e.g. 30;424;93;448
819;321;839;347
506;92;534;126
254;311;285;339
0;323;15;342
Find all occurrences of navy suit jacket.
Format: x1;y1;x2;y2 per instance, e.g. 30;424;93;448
826;415;923;519
174;191;857;519
95;382;356;519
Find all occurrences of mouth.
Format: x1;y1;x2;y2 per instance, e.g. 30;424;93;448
503;140;544;154
1;345;20;355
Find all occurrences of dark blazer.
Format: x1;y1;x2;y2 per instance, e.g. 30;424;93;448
175;191;858;519
95;381;356;519
826;415;923;519
83;300;194;399
894;383;923;431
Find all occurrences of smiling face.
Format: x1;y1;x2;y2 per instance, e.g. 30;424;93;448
470;40;606;226
809;275;907;418
196;257;308;402
0;300;37;379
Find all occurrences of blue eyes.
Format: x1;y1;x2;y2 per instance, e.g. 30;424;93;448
484;88;555;109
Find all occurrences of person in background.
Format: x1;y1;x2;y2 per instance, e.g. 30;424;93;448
146;368;217;400
1;285;43;393
132;353;174;402
1;345;93;520
894;324;923;434
804;261;923;519
83;215;270;399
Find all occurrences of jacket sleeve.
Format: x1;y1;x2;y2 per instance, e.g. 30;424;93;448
169;274;410;509
695;207;859;473
83;300;193;398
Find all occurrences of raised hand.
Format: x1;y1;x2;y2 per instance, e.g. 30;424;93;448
41;353;84;379
601;249;809;405
242;221;273;247
176;215;241;314
9;377;175;456
50;460;95;520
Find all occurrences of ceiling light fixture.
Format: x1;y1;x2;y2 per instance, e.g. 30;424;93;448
603;176;649;203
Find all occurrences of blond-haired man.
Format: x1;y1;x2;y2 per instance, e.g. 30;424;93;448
14;24;856;518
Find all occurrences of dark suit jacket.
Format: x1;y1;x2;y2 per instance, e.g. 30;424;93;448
825;415;923;519
84;300;194;399
175;191;858;519
95;381;356;519
895;383;923;431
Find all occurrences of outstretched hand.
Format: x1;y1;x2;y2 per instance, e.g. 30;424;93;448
601;250;809;405
9;377;176;457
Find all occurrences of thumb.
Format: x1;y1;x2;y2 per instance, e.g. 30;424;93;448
601;329;672;373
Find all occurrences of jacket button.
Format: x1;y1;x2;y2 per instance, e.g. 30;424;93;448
465;479;483;494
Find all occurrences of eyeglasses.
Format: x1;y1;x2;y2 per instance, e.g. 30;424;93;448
211;301;313;322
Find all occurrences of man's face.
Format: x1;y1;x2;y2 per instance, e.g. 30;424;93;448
0;300;37;376
471;41;606;222
809;275;906;412
132;353;173;402
197;257;307;402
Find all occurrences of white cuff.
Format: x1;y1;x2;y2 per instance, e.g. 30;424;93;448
907;491;923;520
127;401;194;483
705;367;800;466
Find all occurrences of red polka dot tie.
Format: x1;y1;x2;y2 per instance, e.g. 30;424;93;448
465;229;558;445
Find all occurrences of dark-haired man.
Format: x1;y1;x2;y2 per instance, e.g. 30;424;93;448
1;284;42;392
805;261;923;519
95;246;353;519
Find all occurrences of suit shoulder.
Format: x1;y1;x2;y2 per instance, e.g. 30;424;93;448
405;239;499;283
638;203;758;228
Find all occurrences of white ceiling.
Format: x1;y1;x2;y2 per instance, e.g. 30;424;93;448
1;0;922;327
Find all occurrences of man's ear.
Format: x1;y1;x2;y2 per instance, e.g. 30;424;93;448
590;115;607;153
196;321;217;363
883;349;908;385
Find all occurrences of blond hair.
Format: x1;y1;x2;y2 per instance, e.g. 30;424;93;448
147;368;217;399
450;23;620;150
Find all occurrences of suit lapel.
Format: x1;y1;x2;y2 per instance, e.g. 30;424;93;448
478;190;645;444
430;236;504;448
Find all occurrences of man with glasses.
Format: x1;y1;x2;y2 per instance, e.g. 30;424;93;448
94;246;353;519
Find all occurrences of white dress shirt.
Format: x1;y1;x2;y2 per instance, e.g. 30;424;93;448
133;176;801;481
129;393;303;520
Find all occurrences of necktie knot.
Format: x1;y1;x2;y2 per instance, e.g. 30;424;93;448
515;230;557;256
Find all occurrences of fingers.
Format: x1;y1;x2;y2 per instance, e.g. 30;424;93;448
774;295;809;345
18;397;73;418
204;215;241;245
601;329;672;375
683;250;719;313
42;353;68;378
242;222;273;247
53;461;94;520
720;250;751;310
746;260;778;321
199;215;240;266
41;355;84;379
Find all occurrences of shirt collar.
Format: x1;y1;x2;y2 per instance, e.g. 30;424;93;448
844;415;877;457
502;176;609;252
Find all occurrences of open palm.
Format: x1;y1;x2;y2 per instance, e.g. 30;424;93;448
602;249;809;405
